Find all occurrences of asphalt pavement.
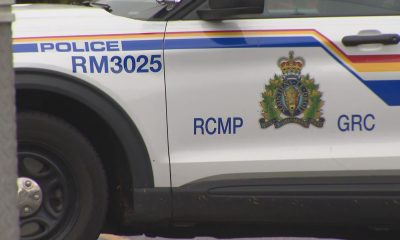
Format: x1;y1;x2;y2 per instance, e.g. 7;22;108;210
98;231;400;240
99;236;339;240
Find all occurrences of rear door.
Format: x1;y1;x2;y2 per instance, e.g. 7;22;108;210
164;0;400;188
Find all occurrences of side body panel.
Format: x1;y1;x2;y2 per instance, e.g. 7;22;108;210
12;5;170;187
165;17;400;187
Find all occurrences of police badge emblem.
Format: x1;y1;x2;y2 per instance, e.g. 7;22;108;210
259;51;325;129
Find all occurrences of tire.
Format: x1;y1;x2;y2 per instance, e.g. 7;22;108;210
17;112;108;240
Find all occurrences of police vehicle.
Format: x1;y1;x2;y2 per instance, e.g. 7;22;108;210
12;0;400;239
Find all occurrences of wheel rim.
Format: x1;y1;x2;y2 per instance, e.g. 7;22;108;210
18;145;77;240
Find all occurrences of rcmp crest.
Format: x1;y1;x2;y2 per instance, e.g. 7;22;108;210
259;51;325;129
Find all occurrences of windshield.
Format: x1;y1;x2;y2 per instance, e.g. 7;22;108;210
90;0;168;20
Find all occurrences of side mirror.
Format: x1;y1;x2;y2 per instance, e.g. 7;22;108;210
197;0;264;20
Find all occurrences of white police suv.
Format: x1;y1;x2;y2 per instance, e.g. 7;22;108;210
12;0;400;239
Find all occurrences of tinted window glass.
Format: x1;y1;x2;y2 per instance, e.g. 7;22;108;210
90;0;166;20
186;0;400;20
263;0;400;17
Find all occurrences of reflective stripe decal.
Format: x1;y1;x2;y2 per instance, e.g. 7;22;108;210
348;54;400;63
13;43;38;53
365;81;400;106
11;29;400;106
164;36;320;49
121;40;163;51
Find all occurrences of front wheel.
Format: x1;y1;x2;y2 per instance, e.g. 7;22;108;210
17;112;108;240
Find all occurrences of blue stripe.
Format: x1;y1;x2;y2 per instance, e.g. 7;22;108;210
121;40;163;51
258;36;320;47
165;36;319;49
13;43;38;53
363;80;400;106
165;37;258;49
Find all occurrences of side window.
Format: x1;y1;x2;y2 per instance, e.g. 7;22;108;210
265;0;320;15
184;0;400;20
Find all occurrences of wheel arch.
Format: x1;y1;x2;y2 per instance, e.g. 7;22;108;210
15;68;155;230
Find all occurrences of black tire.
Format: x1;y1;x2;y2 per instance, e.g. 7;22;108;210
17;112;108;240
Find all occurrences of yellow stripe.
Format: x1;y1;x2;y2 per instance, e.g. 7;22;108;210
353;62;400;72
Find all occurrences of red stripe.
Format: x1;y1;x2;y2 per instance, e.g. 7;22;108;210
348;54;400;63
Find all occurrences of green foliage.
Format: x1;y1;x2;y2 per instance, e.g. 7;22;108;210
260;75;282;121
301;75;324;120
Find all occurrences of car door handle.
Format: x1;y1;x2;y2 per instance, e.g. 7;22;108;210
342;34;400;47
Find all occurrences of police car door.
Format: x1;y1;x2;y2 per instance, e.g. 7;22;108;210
165;0;400;188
